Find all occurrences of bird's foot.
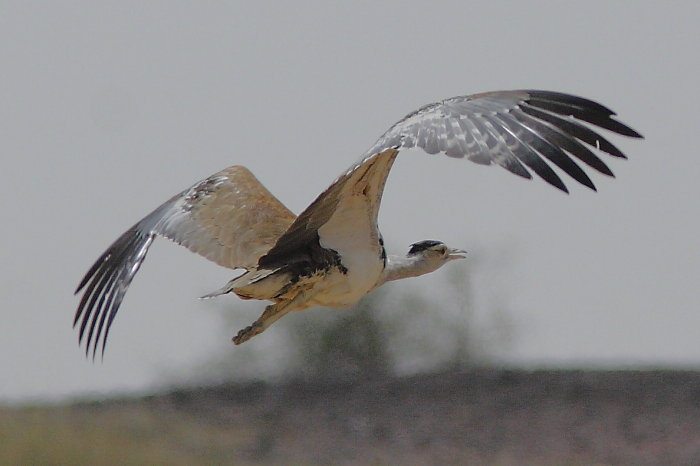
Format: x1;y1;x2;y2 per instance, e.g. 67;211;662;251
232;322;264;345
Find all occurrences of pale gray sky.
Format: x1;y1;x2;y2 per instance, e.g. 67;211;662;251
2;2;698;402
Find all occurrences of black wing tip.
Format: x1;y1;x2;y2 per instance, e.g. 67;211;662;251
81;343;105;362
579;176;597;192
524;90;616;116
522;90;643;139
78;326;108;361
509;109;619;183
517;102;638;172
549;174;569;194
551;178;601;193
597;162;615;177
603;119;643;139
75;252;110;295
73;227;154;360
614;121;644;139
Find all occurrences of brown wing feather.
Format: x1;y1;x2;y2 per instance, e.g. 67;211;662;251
159;165;296;269
74;165;295;357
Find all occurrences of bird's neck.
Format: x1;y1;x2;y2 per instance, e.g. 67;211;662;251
376;254;438;287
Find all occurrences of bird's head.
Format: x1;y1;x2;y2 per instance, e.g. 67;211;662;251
406;240;466;273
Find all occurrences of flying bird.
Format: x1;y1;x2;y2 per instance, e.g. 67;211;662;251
74;90;642;357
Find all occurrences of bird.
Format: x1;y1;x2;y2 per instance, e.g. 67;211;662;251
74;89;642;358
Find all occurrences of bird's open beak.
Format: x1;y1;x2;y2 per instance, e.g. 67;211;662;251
447;248;467;259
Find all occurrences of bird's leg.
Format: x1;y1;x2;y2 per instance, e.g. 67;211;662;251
232;302;288;345
232;291;312;345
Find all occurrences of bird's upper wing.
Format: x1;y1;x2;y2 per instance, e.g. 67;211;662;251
74;165;295;357
261;90;641;269
155;166;296;269
363;89;642;193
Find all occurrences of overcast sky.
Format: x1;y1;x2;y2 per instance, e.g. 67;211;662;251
2;2;698;402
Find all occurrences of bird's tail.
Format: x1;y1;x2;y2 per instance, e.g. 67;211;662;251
199;267;286;300
199;283;237;299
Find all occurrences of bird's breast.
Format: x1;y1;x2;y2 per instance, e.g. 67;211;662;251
312;195;384;308
306;260;383;309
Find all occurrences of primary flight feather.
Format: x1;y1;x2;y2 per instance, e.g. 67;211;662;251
74;89;642;357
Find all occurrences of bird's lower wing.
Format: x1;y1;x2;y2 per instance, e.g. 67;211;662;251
259;149;398;270
74;165;296;357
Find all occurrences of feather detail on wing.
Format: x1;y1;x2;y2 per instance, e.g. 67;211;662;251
74;165;295;357
361;90;643;193
158;166;296;269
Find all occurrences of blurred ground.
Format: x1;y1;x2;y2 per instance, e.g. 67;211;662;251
4;370;700;465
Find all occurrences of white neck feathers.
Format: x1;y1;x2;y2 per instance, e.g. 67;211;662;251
376;254;443;287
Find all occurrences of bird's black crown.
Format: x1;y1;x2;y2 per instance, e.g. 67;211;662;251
408;240;443;256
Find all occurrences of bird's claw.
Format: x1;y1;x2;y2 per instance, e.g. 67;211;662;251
232;322;263;345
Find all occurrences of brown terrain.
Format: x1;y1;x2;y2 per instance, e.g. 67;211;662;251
7;369;699;465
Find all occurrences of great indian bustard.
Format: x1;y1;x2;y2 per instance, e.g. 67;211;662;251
74;90;642;357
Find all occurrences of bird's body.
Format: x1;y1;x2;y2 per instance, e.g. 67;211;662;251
74;89;642;357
